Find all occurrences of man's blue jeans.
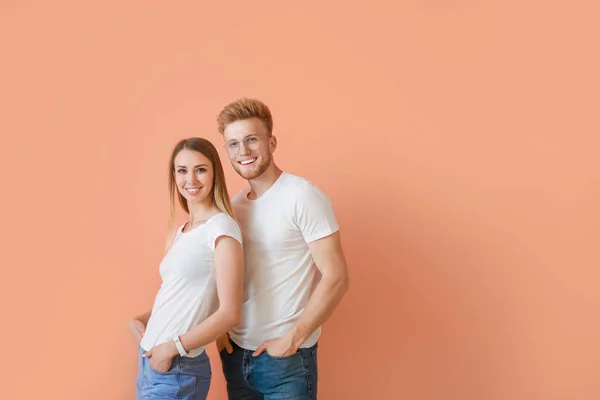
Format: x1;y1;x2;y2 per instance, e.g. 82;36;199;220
220;340;318;399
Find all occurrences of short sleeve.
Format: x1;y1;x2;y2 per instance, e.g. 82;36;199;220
207;215;243;251
293;183;339;243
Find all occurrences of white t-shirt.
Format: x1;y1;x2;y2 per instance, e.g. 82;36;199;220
140;213;242;357
229;172;339;350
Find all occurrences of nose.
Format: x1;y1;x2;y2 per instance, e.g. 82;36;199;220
187;173;199;184
238;141;250;156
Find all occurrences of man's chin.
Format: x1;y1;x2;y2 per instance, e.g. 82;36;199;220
233;158;270;180
237;170;262;180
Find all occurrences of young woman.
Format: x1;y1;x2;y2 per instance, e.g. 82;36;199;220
129;137;244;399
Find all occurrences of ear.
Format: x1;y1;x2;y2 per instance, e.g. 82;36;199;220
269;135;277;153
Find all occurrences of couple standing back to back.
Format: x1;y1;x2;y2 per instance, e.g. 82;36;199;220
130;98;350;400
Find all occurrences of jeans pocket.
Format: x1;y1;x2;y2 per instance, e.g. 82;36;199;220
147;358;178;376
180;353;211;379
145;363;180;398
265;350;300;360
178;373;211;400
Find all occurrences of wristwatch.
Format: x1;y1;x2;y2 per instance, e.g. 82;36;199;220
173;336;188;357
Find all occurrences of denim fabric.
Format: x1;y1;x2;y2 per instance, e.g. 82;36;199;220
220;341;318;400
136;346;211;399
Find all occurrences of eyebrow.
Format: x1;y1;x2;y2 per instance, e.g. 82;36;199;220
176;164;208;168
228;134;258;141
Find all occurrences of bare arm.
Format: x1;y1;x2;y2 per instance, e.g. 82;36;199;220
134;310;152;325
134;225;178;330
287;231;349;346
131;226;174;341
129;310;151;343
177;235;244;353
253;231;349;356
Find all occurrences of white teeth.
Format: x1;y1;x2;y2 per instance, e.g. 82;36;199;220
240;158;256;165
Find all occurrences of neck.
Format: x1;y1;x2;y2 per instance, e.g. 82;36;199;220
247;162;283;200
187;199;219;224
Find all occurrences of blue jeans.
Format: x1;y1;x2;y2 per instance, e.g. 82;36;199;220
220;341;318;400
136;347;211;400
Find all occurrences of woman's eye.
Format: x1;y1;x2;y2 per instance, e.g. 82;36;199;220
177;169;186;173
197;168;206;173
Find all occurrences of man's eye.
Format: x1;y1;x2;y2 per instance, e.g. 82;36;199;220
227;142;239;148
246;137;258;143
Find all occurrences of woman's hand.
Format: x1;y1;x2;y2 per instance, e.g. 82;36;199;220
129;319;146;344
143;341;179;373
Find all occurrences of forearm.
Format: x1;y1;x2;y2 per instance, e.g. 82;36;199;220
178;308;240;353
134;310;152;325
287;274;349;348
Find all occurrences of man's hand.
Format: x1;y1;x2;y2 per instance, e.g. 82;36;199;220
217;333;234;354
143;341;178;373
253;334;298;358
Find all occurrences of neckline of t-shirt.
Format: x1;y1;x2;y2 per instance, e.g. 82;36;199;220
244;172;288;203
179;212;224;234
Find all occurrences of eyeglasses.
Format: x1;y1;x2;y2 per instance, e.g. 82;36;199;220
224;135;264;155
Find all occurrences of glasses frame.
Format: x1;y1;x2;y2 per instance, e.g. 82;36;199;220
223;134;269;155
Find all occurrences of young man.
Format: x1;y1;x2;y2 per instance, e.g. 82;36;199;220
215;98;349;399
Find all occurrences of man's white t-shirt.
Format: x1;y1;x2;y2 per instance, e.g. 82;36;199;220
229;172;339;350
141;213;242;357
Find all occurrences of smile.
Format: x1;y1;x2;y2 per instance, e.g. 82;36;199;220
185;187;201;194
239;158;257;165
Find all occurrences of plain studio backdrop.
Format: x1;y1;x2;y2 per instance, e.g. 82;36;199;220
0;1;598;399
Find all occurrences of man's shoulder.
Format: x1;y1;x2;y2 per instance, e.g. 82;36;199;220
281;173;321;194
281;173;330;201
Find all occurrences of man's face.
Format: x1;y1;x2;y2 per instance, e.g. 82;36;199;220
223;118;276;180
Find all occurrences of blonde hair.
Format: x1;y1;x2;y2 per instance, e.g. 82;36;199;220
165;137;234;251
217;97;273;136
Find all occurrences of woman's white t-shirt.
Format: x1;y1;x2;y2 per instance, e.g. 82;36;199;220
140;213;242;357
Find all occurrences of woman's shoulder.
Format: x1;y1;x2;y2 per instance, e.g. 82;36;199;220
208;213;243;245
208;212;240;230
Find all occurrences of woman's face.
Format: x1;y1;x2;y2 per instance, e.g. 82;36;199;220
173;149;214;206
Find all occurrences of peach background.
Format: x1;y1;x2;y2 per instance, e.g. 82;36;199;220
1;1;598;399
